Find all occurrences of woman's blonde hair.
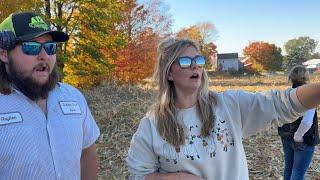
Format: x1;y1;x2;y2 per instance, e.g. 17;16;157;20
288;65;309;84
151;38;216;146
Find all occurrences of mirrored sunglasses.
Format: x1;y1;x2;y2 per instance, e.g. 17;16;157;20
177;55;206;69
21;41;57;56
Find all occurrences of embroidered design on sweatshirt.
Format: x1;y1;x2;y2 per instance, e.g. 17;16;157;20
213;123;235;152
159;116;235;164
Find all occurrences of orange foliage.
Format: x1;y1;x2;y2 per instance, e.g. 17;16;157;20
112;0;170;84
113;28;159;84
177;22;216;45
243;41;283;72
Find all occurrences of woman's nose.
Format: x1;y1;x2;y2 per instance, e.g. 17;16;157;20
191;59;199;69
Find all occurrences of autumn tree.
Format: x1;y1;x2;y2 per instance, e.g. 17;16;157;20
114;28;159;83
202;42;217;69
1;0;127;88
0;0;70;76
243;41;283;72
283;36;318;71
58;0;126;87
177;23;216;44
177;22;217;68
113;0;172;84
0;0;42;20
1;0;172;86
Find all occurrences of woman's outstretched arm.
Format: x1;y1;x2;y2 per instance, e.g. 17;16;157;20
296;83;320;109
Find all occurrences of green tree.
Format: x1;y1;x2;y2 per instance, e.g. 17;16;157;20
283;36;318;70
56;0;126;87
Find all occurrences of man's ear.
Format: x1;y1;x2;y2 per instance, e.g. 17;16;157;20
0;48;9;64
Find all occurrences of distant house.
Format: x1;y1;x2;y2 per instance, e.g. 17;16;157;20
217;53;242;72
302;59;320;73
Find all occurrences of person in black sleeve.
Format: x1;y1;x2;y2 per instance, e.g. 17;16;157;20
278;65;319;180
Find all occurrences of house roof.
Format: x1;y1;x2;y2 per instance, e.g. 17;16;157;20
306;64;317;69
303;59;320;65
240;57;250;63
217;53;238;59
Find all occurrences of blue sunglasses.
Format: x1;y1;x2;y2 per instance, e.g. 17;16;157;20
177;55;206;69
21;41;57;55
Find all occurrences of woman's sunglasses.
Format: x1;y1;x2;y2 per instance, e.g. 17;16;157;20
177;55;206;69
21;41;57;56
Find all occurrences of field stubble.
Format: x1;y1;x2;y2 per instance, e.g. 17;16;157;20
84;74;320;180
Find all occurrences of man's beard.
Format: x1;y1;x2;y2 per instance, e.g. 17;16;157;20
8;59;59;101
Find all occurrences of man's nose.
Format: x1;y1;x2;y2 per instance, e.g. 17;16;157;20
38;47;50;60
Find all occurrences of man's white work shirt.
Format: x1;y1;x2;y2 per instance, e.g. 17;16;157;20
0;83;100;180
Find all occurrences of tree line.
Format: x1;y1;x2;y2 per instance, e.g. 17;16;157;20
0;1;318;87
0;0;217;88
243;37;319;73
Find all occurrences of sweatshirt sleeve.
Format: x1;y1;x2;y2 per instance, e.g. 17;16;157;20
231;88;308;137
126;117;159;180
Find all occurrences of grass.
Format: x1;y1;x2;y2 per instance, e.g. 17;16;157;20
84;74;320;180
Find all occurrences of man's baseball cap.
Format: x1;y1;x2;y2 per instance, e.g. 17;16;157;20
0;12;69;42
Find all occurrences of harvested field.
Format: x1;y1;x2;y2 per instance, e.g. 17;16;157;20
84;73;320;180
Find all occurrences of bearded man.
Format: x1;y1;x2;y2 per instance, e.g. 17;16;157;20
0;12;100;180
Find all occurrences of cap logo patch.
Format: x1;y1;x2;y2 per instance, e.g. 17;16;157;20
29;16;49;30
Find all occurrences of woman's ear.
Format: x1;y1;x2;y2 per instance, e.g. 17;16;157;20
0;48;9;64
167;70;173;81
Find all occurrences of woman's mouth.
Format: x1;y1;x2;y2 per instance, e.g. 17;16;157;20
190;73;199;79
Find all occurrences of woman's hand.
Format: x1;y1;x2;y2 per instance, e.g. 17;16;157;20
145;172;205;180
177;172;206;180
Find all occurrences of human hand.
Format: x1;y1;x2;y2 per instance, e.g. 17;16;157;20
293;131;304;142
176;172;206;180
146;172;205;180
293;136;304;142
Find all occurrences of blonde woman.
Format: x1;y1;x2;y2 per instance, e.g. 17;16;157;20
278;65;319;180
126;38;320;180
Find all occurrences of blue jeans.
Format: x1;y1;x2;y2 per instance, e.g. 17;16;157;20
280;137;315;180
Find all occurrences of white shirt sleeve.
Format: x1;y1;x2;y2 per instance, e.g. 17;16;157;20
78;92;100;149
301;108;316;126
293;108;315;142
82;103;100;149
126;117;159;180
222;88;308;138
60;83;100;149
